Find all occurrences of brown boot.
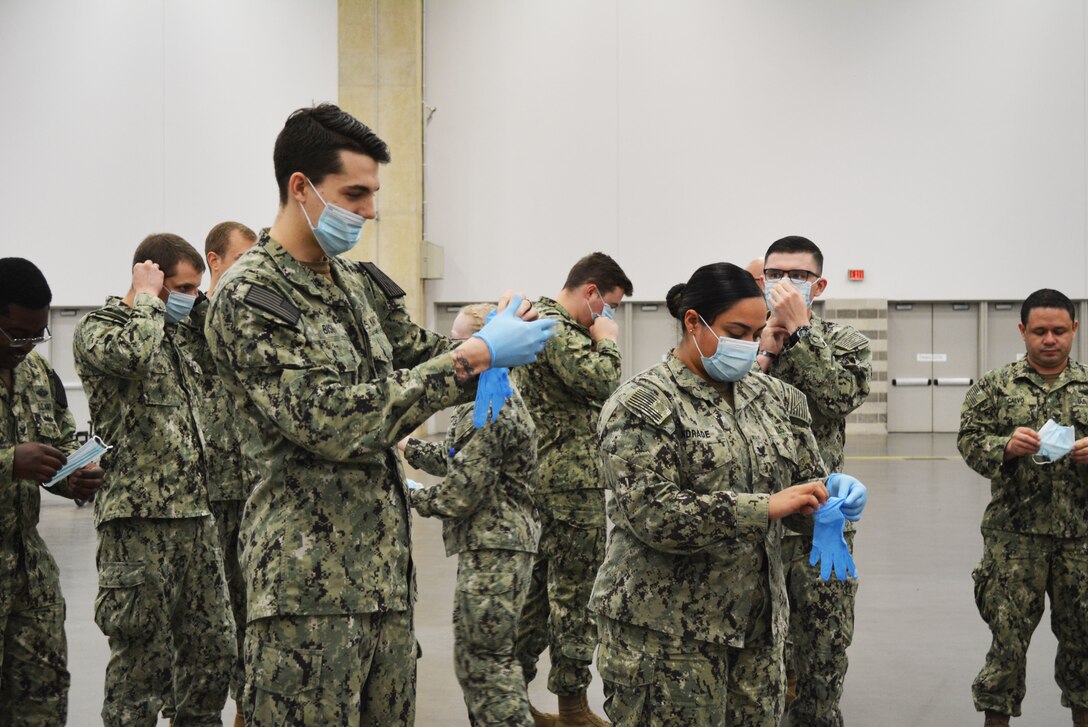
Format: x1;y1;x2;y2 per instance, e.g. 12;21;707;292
1072;706;1088;727
531;701;558;727
557;692;609;727
984;710;1010;727
785;670;798;708
234;710;246;727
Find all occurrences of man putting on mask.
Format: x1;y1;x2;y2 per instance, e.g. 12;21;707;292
958;288;1088;727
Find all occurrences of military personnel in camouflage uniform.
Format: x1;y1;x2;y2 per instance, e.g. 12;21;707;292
754;237;871;727
511;252;632;727
958;288;1088;727
203;104;555;727
0;258;104;726
401;303;542;726
591;263;831;727
74;236;235;727
201;221;258;722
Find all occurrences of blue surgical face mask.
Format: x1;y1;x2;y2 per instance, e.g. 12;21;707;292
586;292;616;321
164;291;197;324
1034;419;1076;464
299;178;366;257
764;278;813;311
692;315;759;382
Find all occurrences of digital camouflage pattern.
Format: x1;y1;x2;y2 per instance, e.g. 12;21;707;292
597;615;784;727
453;550;535;726
959;359;1088;716
767;313;870;727
591;354;826;723
0;351;77;726
205;234;467;620
210;498;247;700
243;609;417;727
405;389;540;556
510;296;621;695
958;358;1088;537
95;516;235;727
404;391;539;725
74;294;212;526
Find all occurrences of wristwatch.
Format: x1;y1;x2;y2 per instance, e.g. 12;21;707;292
757;349;779;360
785;325;812;350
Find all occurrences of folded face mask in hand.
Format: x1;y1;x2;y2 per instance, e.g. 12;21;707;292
1034;418;1076;464
44;435;111;489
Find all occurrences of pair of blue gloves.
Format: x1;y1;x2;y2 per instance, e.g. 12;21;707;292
470;297;557;429
809;473;867;581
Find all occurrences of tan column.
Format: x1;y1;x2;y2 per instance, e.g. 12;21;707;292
339;0;425;321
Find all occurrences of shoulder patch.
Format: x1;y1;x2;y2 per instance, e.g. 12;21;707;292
783;385;812;426
963;382;987;410
832;329;869;352
358;262;406;299
49;368;68;409
617;384;671;426
244;284;300;325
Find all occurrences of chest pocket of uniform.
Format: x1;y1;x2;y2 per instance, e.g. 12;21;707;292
142;358;184;407
359;308;394;370
753;429;800;485
30;406;63;441
679;435;738;495
1070;404;1088;434
312;334;361;376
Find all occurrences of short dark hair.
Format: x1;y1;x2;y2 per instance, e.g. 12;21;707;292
205;221;257;257
132;233;205;277
765;235;824;274
666;262;762;323
1021;288;1076;325
562;252;633;296
274;103;391;205
0;258;52;314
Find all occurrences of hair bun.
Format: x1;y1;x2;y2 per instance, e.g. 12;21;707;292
665;283;687;320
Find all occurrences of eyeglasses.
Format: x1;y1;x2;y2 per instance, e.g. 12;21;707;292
0;326;51;347
764;268;820;282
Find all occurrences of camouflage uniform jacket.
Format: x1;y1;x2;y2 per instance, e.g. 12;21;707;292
405;388;540;557
74;295;211;527
510;297;621;494
958;358;1088;538
205;235;468;620
188;298;256;503
768;313;871;473
590;354;827;648
1;352;77;597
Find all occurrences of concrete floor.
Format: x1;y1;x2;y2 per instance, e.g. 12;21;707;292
38;433;1072;726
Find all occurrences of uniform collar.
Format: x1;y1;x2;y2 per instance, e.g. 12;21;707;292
261;235;347;305
1013;357;1088;389
537;296;590;334
665;351;760;411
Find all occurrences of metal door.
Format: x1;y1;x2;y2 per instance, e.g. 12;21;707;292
932;303;978;432
887;303;934;432
626;303;679;381
985;302;1023;371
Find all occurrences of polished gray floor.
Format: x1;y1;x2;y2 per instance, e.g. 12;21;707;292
39;434;1071;726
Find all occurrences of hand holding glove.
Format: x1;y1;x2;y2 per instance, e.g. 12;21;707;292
473;295;557;368
826;472;867;522
809;496;858;581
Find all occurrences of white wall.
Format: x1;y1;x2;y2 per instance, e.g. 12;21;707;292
424;0;1088;303
0;0;338;306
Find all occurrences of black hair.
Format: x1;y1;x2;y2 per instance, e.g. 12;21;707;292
562;252;634;296
205;221;256;257
132;233;206;277
764;235;824;274
666;263;762;324
1021;288;1076;325
0;258;52;314
274;103;391;205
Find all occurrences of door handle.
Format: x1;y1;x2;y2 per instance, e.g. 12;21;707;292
892;378;932;386
934;378;974;386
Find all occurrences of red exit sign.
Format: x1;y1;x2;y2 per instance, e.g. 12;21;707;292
848;269;865;281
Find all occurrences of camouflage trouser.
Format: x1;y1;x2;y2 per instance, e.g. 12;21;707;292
96;516;235;727
971;530;1088;717
0;532;69;727
243;609;418;726
515;489;606;696
596;616;784;727
781;530;857;727
210;498;247;702
454;549;535;726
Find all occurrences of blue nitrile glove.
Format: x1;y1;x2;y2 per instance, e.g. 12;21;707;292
474;367;512;428
472;295;558;368
406;478;424;491
826;472;867;522
810;496;858;581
